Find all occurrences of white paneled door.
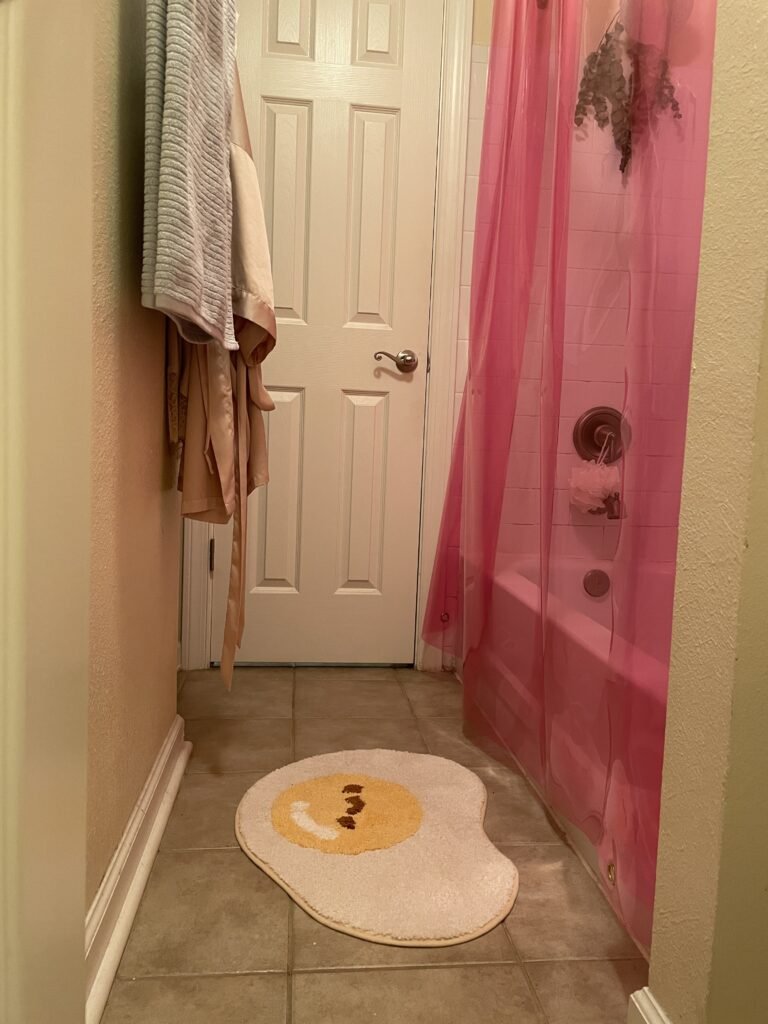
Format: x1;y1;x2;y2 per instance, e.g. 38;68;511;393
211;0;445;663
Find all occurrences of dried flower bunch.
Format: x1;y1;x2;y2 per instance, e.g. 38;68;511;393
574;16;682;173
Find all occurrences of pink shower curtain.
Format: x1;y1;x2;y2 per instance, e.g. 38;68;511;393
425;0;717;950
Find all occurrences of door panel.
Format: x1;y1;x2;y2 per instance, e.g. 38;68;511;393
212;0;444;663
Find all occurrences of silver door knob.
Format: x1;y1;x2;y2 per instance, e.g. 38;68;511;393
374;349;419;373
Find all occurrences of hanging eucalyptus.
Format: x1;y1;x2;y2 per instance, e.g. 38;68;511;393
574;17;682;174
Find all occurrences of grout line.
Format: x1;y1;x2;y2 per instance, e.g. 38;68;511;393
501;930;552;1024
518;958;552;1024
116;969;288;981
290;666;296;762
395;673;430;751
160;844;240;853
286;905;295;1024
290;961;525;976
183;714;295;722
493;841;566;847
517;954;648;964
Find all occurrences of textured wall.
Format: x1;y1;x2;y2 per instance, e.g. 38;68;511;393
649;2;768;1021
4;4;95;1020
87;0;180;903
473;0;493;44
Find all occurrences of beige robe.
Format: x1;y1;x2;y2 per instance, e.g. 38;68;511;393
168;68;276;686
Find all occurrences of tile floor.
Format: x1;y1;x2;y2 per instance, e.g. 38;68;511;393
103;667;647;1023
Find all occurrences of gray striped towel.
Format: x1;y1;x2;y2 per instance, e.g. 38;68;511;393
143;0;239;351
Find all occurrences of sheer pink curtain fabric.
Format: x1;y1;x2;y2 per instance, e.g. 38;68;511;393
424;0;717;950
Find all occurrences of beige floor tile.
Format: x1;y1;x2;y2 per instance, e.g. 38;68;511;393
419;717;506;768
396;669;464;717
475;767;562;844
179;668;293;720
293;965;543;1024
103;974;287;1024
118;850;289;977
294;676;412;719
185;718;292;773
502;845;641;961
160;772;264;851
294;717;427;758
295;666;398;683
291;905;517;970
526;959;648;1024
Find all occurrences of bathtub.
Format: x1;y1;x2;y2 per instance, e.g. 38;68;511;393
464;554;669;894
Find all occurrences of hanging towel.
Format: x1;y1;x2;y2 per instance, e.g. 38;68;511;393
219;67;277;683
143;0;239;351
165;63;277;687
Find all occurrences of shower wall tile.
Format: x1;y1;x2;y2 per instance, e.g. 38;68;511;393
510;416;540;453
461;232;474;286
569;192;629;233
516;379;540;416
565;269;630;310
497;524;540;555
466;118;484;176
565;305;628;346
526;305;545;342
555;453;582;489
469;60;489;119
456;340;469;387
458;286;471;340
463;175;480;233
501;488;540;526
559;381;624;417
507;453;540;488
563;343;625;383
551;524;604;559
450;50;690;569
624;491;683;528
625;455;682;493
617;526;680;563
521;343;543;380
567;229;629;271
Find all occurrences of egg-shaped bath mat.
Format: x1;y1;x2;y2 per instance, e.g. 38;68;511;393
235;749;518;946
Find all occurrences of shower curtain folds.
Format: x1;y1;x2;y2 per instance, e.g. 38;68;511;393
424;0;717;950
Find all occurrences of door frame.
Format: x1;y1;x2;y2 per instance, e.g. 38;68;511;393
181;0;473;672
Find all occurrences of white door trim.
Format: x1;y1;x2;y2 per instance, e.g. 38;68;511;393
415;0;473;671
180;0;474;671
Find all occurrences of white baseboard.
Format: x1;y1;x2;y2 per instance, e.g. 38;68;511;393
627;988;673;1024
85;715;191;1024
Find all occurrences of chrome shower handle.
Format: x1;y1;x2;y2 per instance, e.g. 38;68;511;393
374;349;419;373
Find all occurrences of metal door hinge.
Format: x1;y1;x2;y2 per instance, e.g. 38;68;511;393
209;537;215;573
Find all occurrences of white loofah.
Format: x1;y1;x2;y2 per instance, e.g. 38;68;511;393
569;461;621;513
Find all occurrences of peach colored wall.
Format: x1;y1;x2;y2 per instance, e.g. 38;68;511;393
2;2;95;1018
87;0;180;903
473;0;493;44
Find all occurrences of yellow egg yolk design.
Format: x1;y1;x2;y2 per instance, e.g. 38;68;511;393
271;773;423;854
